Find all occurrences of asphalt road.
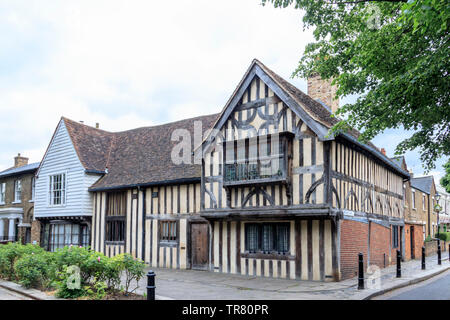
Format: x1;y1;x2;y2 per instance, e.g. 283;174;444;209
0;286;32;300
374;269;450;300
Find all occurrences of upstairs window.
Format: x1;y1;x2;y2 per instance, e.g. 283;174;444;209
423;194;426;211
31;177;35;201
159;221;177;242
224;135;287;185
49;173;66;205
105;191;127;242
245;223;290;254
14;180;21;202
411;190;416;209
0;183;5;204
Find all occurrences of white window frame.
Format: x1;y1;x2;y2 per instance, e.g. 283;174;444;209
30;176;35;202
423;194;426;211
14;179;22;203
49;173;67;206
412;190;416;209
0;182;5;204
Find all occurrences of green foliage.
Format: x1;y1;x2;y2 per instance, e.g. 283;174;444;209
440;160;450;193
0;243;146;299
262;0;450;171
14;252;56;289
114;253;146;294
425;234;433;242
0;243;45;280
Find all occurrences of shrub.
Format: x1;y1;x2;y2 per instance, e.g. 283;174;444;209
424;235;433;242
114;253;145;293
435;232;450;242
0;243;45;280
14;252;56;289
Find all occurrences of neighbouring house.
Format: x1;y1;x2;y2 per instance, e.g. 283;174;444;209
89;59;409;281
33;118;112;250
409;175;437;240
391;156;423;261
0;154;39;244
436;184;450;231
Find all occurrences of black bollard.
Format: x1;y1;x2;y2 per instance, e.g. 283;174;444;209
422;246;426;270
437;240;441;265
358;252;364;290
146;270;156;300
396;250;401;278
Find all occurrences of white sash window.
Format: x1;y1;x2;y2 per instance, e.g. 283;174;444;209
49;173;66;205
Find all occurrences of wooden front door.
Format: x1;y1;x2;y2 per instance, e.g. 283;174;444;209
191;223;209;270
410;226;415;259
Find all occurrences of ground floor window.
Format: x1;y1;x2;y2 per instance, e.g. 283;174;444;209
392;225;399;248
159;220;177;242
245;222;289;254
42;222;90;251
105;218;125;242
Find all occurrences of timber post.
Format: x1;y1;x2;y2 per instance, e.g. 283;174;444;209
146;270;156;300
421;246;426;270
437;240;441;265
396;250;401;278
358;252;364;290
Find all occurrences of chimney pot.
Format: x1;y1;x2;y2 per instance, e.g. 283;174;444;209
381;148;386;156
14;153;29;168
80;120;84;124
96;123;99;129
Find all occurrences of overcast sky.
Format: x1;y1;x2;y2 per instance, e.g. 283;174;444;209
0;0;445;184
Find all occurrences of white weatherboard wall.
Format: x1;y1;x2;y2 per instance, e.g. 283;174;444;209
34;120;102;218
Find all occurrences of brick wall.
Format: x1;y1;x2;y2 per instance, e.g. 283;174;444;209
404;224;423;260
369;222;390;268
340;219;395;280
340;219;369;280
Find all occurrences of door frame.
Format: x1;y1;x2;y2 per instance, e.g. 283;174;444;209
410;226;415;259
189;221;210;270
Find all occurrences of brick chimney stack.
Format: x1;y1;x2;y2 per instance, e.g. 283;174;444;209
307;73;339;113
14;153;28;168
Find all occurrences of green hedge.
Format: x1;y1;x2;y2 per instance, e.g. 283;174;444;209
435;232;450;242
0;243;145;299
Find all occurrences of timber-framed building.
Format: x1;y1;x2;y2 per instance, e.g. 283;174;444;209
59;59;409;281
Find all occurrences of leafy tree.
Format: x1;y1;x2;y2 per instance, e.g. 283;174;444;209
262;0;449;170
441;159;450;192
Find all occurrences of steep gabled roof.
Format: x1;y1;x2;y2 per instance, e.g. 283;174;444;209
201;59;409;178
89;114;218;191
411;176;435;194
0;162;40;179
62;117;115;173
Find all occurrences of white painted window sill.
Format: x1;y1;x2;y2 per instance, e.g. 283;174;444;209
11;201;22;204
28;200;34;203
0;202;5;206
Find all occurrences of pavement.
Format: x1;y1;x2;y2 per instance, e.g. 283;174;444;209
0;252;448;300
130;252;450;300
373;269;450;300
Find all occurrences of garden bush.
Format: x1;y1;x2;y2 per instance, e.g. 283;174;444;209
14;251;56;289
0;243;146;299
435;232;450;242
0;243;45;280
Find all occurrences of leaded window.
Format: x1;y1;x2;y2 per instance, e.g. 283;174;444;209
224;135;287;184
105;192;126;242
159;221;177;242
245;223;290;254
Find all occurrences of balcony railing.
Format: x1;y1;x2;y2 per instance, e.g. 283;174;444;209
224;157;286;186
